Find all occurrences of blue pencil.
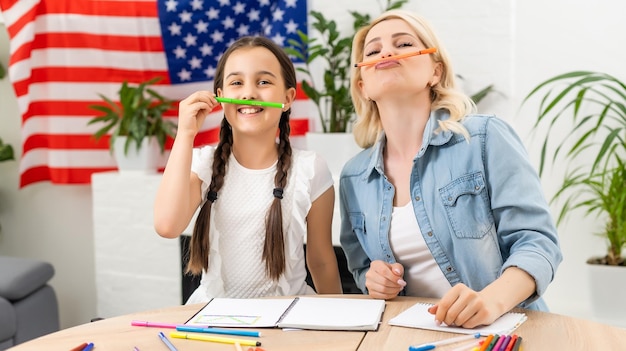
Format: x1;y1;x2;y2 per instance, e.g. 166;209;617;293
176;325;262;338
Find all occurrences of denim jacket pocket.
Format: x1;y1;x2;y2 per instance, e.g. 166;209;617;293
439;171;494;239
349;213;366;236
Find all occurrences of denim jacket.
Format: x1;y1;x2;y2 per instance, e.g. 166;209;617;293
339;110;562;310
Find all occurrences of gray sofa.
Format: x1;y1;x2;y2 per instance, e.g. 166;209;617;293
0;256;60;350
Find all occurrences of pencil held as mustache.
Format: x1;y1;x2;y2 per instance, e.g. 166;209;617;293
354;47;437;67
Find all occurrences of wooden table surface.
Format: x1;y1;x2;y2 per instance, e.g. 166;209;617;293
8;296;626;351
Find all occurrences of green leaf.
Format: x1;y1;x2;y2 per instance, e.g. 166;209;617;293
87;77;176;154
521;70;626;264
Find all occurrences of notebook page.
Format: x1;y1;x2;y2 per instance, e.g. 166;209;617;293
186;298;296;327
389;302;527;335
277;297;386;331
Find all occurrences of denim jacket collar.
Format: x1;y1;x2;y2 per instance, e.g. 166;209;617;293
365;109;455;179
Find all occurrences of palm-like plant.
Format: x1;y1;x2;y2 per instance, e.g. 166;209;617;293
88;78;177;155
522;70;626;266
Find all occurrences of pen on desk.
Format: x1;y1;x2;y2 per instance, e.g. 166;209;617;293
82;343;94;351
132;320;178;329
511;336;522;351
449;339;485;351
504;335;517;351
498;335;511;351
484;334;499;351
158;331;179;351
409;333;481;351
170;331;261;346
492;335;506;351
477;334;494;351
176;325;262;337
69;342;88;351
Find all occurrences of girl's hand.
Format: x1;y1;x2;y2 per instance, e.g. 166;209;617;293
428;283;501;328
177;91;219;138
365;260;406;300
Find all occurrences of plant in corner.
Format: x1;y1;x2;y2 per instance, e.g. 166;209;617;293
88;77;177;156
521;71;626;267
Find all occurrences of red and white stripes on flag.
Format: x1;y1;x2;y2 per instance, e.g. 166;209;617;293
0;0;313;187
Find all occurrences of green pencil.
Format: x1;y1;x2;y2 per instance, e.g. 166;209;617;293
215;97;284;108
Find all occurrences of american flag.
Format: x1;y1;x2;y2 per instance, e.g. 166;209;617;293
0;0;312;187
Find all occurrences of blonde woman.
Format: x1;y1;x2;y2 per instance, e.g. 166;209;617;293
340;10;562;328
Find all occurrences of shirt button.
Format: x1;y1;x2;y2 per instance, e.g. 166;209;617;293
448;196;452;201
382;216;386;221
415;196;420;201
446;266;453;272
427;231;433;237
475;185;480;190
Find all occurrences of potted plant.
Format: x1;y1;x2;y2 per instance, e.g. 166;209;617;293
286;1;496;174
0;137;14;232
286;1;408;134
88;77;177;172
0;137;14;163
521;70;626;326
285;1;408;178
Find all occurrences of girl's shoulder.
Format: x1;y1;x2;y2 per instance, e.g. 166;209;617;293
193;144;217;160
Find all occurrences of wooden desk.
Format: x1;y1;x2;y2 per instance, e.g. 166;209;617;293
9;296;626;351
362;297;626;350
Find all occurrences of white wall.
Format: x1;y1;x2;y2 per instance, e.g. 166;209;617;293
0;0;623;329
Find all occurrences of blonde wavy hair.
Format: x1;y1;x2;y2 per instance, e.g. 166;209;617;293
350;9;476;148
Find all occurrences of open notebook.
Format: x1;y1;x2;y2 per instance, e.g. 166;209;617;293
389;302;527;335
186;297;386;331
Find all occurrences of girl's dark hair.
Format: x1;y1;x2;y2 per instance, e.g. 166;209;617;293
186;36;297;281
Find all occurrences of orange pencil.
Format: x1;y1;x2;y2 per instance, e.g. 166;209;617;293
478;334;494;351
354;47;437;67
69;343;88;351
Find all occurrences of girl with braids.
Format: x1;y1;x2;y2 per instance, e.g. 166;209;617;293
340;10;561;328
155;36;342;302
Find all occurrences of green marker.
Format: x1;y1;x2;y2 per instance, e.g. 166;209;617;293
215;97;284;109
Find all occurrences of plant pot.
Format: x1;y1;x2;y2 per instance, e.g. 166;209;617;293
305;132;362;178
113;137;161;173
587;260;626;328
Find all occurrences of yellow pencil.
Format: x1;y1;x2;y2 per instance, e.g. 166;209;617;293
170;332;261;347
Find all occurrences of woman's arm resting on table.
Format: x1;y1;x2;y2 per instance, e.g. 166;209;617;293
428;267;535;328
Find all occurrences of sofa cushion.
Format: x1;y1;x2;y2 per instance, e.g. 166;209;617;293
0;296;17;342
0;256;54;301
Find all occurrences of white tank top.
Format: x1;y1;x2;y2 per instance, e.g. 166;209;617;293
389;202;451;298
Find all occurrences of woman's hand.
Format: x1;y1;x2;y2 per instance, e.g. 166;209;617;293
427;283;501;328
177;91;219;138
365;260;406;299
428;267;536;328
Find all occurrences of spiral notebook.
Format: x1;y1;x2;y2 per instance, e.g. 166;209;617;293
389;302;527;335
186;297;386;331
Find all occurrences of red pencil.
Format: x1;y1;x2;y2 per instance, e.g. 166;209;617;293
504;335;518;351
69;342;88;351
